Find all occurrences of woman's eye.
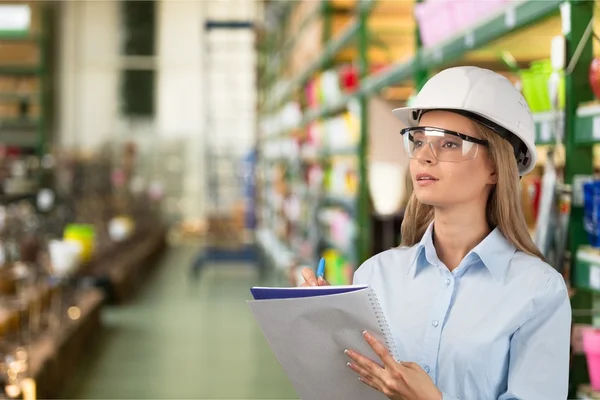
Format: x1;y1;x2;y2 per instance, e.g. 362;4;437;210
414;140;425;148
441;140;460;149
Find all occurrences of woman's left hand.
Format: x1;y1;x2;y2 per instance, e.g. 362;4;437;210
345;331;443;400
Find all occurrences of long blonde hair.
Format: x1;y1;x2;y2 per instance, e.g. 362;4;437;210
399;121;545;260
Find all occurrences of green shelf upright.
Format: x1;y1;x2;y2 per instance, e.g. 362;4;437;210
564;0;595;396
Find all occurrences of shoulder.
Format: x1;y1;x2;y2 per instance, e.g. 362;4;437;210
353;244;421;285
507;251;569;309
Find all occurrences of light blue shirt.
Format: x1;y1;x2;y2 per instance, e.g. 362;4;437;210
353;222;571;400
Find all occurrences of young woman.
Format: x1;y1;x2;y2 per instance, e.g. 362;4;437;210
301;66;571;399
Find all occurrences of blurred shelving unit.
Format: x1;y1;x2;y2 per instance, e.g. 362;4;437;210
256;0;578;284
0;1;52;156
256;4;600;394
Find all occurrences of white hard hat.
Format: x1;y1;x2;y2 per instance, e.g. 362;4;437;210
392;66;536;176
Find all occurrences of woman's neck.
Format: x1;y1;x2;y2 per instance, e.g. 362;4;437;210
432;205;491;271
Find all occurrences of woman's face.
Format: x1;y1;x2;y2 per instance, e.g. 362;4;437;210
408;110;496;209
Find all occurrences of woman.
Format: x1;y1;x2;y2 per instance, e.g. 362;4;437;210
302;66;571;399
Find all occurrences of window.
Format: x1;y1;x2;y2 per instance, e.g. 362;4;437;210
119;0;156;118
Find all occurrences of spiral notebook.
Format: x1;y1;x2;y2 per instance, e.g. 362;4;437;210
247;285;398;400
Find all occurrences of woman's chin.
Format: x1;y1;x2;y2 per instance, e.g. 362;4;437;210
414;194;445;207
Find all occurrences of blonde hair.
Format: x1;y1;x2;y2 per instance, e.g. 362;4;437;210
399;121;545;261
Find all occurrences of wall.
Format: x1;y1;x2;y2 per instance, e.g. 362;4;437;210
56;0;119;150
56;0;258;222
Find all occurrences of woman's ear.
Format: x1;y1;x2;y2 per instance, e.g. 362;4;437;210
487;158;498;185
489;169;498;185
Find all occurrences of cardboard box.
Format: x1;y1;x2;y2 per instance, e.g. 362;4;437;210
0;42;40;65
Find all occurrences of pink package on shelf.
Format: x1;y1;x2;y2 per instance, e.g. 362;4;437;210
452;0;482;31
305;79;317;109
330;211;350;243
583;328;600;390
414;1;456;48
478;0;509;18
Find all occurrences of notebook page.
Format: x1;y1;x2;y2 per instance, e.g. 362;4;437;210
248;288;390;400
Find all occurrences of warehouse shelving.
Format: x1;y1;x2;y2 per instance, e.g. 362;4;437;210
0;1;52;156
257;0;571;281
258;0;600;394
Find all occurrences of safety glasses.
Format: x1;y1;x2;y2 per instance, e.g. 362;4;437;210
400;126;489;162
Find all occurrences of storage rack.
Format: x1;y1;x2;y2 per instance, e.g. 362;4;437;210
257;0;600;395
256;0;574;276
0;1;51;155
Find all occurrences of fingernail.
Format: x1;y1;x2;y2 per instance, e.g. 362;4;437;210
310;280;317;287
346;362;351;368
363;330;370;339
344;349;349;355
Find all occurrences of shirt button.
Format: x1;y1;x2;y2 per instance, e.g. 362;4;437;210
432;320;439;327
444;278;451;286
424;365;430;373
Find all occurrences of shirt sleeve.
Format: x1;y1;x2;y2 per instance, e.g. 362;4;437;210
498;274;571;400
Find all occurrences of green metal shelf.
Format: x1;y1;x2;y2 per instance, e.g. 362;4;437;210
575;104;600;145
0;66;41;75
263;3;323;84
0;93;39;101
258;0;567;286
265;0;377;112
533;110;564;145
322;193;356;212
0;131;38;148
321;235;354;260
266;21;360;111
0;118;40;128
574;247;600;294
359;0;562;96
321;147;358;157
264;97;351;141
0;33;42;42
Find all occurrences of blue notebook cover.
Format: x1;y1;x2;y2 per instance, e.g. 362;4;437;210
250;285;368;300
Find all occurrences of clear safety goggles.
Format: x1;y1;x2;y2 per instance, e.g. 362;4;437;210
400;126;489;163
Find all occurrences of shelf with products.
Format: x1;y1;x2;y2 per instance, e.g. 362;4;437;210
0;1;52;157
257;0;600;395
258;0;570;283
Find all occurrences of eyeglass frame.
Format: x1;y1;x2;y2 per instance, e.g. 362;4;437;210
400;126;490;162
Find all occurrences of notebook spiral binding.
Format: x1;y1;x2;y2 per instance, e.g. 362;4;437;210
368;288;399;361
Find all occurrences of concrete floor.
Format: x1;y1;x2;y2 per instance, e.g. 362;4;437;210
61;245;298;399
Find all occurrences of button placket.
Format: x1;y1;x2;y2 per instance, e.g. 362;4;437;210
422;273;455;383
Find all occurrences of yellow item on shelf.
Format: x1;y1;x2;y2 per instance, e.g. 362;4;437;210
63;224;96;263
323;249;353;286
342;111;360;143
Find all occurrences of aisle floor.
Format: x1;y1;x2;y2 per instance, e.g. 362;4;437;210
61;245;298;399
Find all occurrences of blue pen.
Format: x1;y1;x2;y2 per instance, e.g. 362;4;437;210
317;257;326;280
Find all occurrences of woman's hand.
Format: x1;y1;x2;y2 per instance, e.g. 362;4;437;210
345;331;442;400
298;267;330;287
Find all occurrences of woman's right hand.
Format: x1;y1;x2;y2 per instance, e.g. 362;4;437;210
299;267;330;287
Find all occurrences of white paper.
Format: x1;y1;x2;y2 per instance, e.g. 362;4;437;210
248;288;397;400
590;265;600;291
592;117;600;140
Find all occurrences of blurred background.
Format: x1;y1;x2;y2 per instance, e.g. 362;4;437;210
1;0;600;398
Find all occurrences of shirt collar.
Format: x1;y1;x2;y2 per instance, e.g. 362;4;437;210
408;221;516;282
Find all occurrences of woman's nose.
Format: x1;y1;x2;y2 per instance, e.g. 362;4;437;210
415;143;436;164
